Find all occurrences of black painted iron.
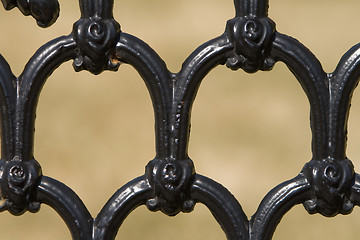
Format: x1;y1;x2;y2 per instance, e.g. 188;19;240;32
1;0;360;239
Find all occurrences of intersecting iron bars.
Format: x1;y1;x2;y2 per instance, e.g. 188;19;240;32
1;0;360;239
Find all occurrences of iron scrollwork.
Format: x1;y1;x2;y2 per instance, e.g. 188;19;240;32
302;158;355;217
0;158;41;215
145;158;195;216
225;16;275;72
73;0;120;74
1;0;360;239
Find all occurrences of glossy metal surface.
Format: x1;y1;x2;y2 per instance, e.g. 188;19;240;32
1;0;360;239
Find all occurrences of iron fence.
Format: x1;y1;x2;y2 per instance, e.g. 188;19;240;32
1;0;360;239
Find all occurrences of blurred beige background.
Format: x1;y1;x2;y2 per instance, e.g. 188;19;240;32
1;0;360;239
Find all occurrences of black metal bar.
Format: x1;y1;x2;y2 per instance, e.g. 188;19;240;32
1;0;360;239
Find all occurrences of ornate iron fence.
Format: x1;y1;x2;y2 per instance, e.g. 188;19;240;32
1;0;360;239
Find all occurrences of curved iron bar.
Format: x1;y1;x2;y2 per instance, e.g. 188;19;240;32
330;43;360;159
93;175;152;239
93;173;249;240
0;36;76;215
271;32;328;161
115;33;172;160
249;174;311;240
18;35;76;162
0;55;16;161
191;174;249;240
37;176;93;239
175;34;232;161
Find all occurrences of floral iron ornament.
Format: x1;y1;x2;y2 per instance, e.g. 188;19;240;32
225;1;275;73
1;0;59;27
73;0;121;74
1;0;360;239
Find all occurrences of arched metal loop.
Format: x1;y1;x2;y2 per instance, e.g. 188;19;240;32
37;176;93;239
93;174;249;240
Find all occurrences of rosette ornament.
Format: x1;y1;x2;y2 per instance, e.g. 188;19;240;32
1;0;59;27
0;158;42;215
145;159;196;216
73;18;121;75
302;158;355;217
226;16;275;73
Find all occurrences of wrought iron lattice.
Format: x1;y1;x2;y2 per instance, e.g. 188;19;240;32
1;0;360;239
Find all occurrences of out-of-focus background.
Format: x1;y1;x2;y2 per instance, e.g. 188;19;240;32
1;0;360;239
